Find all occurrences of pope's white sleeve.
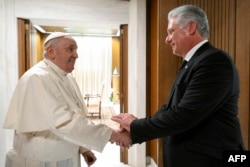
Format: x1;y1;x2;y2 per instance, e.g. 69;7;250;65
50;114;112;152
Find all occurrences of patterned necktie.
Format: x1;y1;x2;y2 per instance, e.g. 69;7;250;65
176;60;188;77
167;60;188;109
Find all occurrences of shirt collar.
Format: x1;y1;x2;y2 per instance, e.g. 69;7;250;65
44;58;68;77
184;40;208;62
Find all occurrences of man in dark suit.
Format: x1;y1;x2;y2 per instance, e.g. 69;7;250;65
112;5;244;167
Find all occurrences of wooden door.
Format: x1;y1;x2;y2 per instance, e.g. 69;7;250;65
119;24;129;164
17;18;31;78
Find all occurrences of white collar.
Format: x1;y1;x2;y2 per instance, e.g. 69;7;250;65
44;59;68;77
184;40;208;62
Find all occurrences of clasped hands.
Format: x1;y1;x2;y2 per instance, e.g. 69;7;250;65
109;113;137;148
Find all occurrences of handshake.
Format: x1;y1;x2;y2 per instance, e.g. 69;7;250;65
109;113;138;149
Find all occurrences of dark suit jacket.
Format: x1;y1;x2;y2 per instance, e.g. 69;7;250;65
130;42;244;167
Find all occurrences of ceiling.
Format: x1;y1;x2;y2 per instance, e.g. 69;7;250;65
35;25;120;36
25;0;130;36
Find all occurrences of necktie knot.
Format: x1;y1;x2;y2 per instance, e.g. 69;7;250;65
176;60;188;77
180;60;188;70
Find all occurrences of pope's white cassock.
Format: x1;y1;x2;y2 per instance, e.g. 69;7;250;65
3;58;113;167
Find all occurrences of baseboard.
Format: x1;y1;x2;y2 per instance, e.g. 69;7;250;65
146;156;158;167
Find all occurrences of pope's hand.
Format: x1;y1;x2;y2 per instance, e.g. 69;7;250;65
111;113;137;132
82;150;96;166
110;129;132;148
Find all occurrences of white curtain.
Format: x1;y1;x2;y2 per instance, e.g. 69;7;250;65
72;36;112;104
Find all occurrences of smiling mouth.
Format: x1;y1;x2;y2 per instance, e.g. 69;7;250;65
171;44;175;49
69;58;76;64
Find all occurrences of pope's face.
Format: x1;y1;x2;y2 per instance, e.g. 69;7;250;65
50;37;78;73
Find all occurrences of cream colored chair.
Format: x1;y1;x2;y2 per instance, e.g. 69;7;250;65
84;84;104;119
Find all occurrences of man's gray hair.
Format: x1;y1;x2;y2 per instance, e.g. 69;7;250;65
43;38;58;58
168;5;209;39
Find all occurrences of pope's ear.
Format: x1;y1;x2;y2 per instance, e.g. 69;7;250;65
46;46;56;59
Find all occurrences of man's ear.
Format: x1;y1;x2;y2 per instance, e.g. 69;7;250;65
187;21;197;35
46;46;55;59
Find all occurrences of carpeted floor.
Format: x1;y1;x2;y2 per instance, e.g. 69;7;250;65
89;106;120;129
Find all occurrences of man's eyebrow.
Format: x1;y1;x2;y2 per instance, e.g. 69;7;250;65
167;28;174;34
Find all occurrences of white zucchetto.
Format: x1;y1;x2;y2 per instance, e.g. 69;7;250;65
44;32;70;46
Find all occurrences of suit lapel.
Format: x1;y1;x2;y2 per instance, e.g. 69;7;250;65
166;42;212;109
166;60;188;109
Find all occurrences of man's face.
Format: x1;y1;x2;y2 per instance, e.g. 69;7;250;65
165;18;190;58
49;37;78;73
